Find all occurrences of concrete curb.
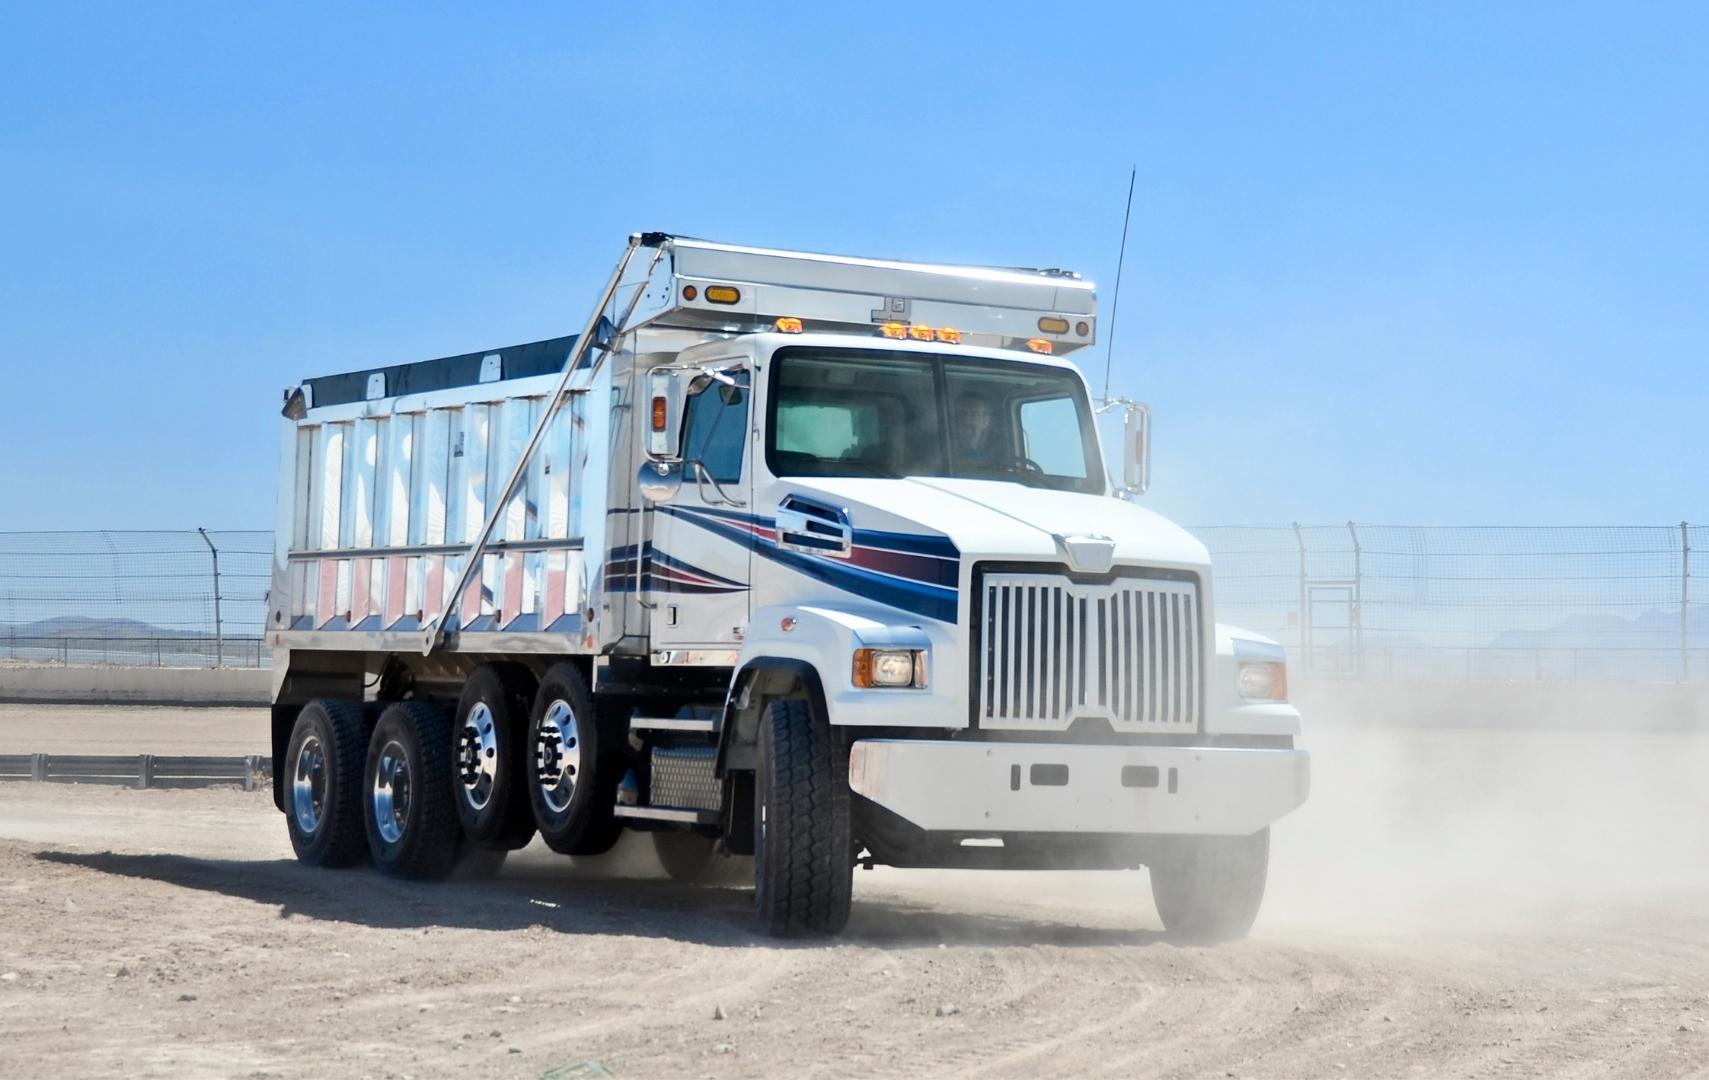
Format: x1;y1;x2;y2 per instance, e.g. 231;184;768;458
0;666;270;706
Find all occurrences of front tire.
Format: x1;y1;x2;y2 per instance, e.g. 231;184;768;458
284;699;369;868
364;701;463;880
754;698;853;937
1148;828;1270;942
452;664;537;851
525;663;621;856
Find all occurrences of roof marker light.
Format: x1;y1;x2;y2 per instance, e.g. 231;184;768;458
775;317;804;333
1026;338;1054;355
907;324;934;341
879;322;908;339
934;327;962;344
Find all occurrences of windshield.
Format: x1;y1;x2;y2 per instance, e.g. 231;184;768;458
766;347;1104;493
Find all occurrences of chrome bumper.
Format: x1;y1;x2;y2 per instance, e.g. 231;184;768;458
847;739;1310;836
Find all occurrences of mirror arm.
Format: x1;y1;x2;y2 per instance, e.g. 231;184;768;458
690;461;748;508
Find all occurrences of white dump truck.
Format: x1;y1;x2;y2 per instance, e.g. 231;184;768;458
268;232;1309;938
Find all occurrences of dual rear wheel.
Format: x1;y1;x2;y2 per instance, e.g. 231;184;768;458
283;660;621;880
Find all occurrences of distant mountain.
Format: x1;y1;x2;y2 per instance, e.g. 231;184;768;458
1;616;202;639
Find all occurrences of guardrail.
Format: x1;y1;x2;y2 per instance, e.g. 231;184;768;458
0;754;268;790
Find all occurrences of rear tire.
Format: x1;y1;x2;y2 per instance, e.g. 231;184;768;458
284;699;369;868
452;664;537;851
653;830;716;882
364;701;462;880
1148;828;1270;942
525;663;622;856
754;697;853;937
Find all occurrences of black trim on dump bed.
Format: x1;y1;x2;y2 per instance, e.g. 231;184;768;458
302;334;581;409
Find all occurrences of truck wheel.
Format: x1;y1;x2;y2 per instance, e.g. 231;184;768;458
653;831;716;882
526;663;621;856
364;701;463;880
754;698;853;937
1148;828;1270;942
452;664;537;851
284;699;369;868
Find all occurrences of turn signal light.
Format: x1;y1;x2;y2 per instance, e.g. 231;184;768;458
704;285;741;305
879;322;908;339
1037;316;1070;335
775;317;804;333
1026;338;1054;354
650;395;668;432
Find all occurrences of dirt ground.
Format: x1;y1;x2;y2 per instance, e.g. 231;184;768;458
0;708;1706;1078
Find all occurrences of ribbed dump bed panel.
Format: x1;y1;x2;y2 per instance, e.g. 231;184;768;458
977;572;1201;732
282;377;590;636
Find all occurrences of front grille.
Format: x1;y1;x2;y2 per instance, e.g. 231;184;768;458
976;571;1201;731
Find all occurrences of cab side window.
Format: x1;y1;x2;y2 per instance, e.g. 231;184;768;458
679;372;749;484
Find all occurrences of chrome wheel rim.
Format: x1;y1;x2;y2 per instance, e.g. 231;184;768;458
372;740;411;844
534;699;581;815
291;734;326;835
457;702;499;812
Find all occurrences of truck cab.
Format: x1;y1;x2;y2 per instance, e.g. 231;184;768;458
268;233;1308;939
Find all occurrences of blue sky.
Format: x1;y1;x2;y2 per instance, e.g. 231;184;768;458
0;2;1703;532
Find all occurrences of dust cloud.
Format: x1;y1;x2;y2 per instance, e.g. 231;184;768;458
835;684;1709;942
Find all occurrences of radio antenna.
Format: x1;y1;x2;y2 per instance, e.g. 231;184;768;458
1101;166;1137;401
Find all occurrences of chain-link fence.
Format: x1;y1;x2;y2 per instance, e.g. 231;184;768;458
0;525;1700;681
1195;523;1703;682
0;531;271;669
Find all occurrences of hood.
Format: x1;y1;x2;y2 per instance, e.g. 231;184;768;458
782;476;1210;571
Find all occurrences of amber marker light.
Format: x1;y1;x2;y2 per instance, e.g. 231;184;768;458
879;322;908;339
934;327;962;344
775;317;804;333
650;395;668;432
681;285;698;301
704;285;741;304
1026;338;1054;354
1037;316;1070;335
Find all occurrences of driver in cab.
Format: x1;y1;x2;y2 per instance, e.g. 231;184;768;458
955;392;1013;473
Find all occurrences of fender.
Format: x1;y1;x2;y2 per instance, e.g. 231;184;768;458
716;657;829;777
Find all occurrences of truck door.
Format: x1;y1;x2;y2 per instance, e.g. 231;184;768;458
646;368;752;654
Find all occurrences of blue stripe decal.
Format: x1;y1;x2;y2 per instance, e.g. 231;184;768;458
659;505;958;623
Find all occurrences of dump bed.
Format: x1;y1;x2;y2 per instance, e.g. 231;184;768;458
271;334;604;653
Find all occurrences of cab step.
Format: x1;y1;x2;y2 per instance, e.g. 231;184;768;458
614;805;720;826
628;715;718;734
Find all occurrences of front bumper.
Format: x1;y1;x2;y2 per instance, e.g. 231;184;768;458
848;739;1310;836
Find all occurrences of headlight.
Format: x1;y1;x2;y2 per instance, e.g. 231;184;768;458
1236;660;1288;701
852;647;927;688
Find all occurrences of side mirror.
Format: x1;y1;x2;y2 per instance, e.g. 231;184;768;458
637;460;682;503
1121;401;1151;496
645;369;681;460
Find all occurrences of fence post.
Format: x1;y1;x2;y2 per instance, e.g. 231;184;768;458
1292;522;1308;666
1684;522;1692;683
1347;520;1363;679
197;528;224;669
